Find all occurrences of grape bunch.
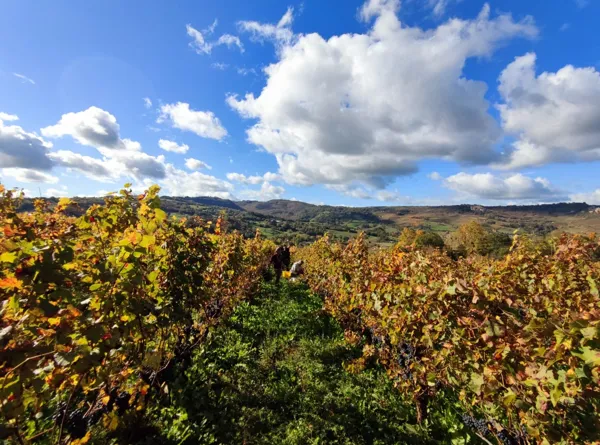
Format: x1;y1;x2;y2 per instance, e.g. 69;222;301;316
65;408;88;439
461;414;490;437
53;405;87;440
496;427;527;445
365;326;385;348
205;299;224;319
397;342;416;380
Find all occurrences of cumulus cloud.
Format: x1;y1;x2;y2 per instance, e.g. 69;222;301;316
0;118;54;171
0;112;19;122
158;139;189;154
42;107;167;181
227;172;279;185
570;189;600;205
48;150;113;181
238;7;295;45
0;168;58;184
41;107;127;150
13;73;35;85
161;165;234;198
185;158;212;170
158;102;227;140
239;181;285;201
496;53;600;169
444;172;564;201
143;97;152;108
187;22;244;54
229;2;537;189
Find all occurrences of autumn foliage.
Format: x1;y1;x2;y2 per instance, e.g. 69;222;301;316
0;185;273;443
297;232;600;444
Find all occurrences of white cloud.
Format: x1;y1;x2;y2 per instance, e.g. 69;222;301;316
42;107;167;181
375;190;405;202
227;172;279;185
236;67;257;76
0;112;19;122
158;139;189;154
239;181;285;200
0;119;54;171
216;34;244;52
48;150;113;181
360;0;400;21
187;23;244;55
143;97;152;108
161;165;234;198
496;53;600;169
211;62;229;70
1;168;58;184
570;189;600;205
42;106;127;150
185;158;212;170
428;172;442;181
45;186;69;197
328;184;405;202
13;73;35;85
429;0;450;17
229;3;537;189
158;102;227;140
444;172;564;201
238;7;295;45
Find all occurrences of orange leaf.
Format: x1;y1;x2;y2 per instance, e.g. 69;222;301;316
0;276;22;289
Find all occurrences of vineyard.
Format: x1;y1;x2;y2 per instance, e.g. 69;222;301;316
1;185;600;444
297;233;600;444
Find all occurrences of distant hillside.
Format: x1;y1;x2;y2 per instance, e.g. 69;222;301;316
16;195;600;243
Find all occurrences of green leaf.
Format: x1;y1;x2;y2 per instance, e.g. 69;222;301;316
581;326;597;340
154;208;167;224
54;352;75;367
469;373;484;395
550;386;562;407
89;283;102;291
140;235;155;249
573;347;600;366
503;389;517;406
587;276;599;298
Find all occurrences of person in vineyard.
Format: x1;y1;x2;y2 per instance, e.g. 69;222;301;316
282;245;291;271
271;246;284;283
290;259;304;278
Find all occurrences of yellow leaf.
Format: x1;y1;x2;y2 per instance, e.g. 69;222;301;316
121;315;130;322
102;395;111;405
48;317;61;326
71;431;91;445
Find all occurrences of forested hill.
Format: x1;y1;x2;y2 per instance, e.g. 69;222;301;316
17;195;600;244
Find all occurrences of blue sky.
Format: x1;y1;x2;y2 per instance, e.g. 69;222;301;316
1;0;600;206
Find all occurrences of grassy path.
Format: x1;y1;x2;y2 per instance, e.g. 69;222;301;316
140;282;456;444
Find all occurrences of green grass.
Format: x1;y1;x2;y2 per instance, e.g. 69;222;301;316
106;282;476;444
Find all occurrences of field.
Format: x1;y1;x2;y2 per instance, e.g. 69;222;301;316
1;186;600;444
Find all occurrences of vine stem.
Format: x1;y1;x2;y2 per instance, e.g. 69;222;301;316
1;351;54;390
56;372;86;445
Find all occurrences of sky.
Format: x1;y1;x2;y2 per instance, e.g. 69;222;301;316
1;0;600;206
